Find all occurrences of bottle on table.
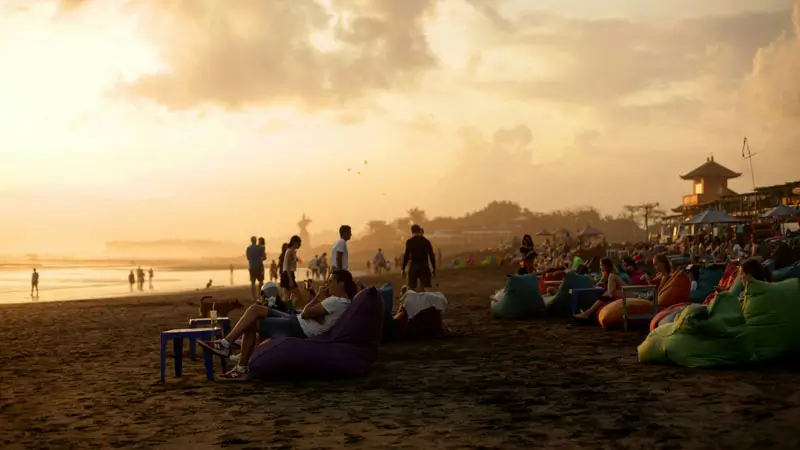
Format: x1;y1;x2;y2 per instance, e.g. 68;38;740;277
210;303;218;329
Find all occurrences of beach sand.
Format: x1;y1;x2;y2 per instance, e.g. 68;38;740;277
1;265;799;449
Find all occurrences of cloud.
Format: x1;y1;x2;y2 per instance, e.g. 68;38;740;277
57;0;91;14
469;4;791;106
111;0;437;111
742;0;800;121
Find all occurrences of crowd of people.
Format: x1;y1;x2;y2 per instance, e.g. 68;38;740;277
210;223;440;380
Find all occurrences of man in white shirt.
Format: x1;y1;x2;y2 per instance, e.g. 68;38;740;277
331;225;352;272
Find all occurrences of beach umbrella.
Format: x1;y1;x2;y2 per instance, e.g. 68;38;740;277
536;229;553;236
578;226;603;237
554;228;570;235
760;205;800;218
684;209;744;225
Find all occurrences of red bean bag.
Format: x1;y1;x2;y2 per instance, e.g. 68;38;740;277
598;298;654;331
657;271;692;307
393;307;445;340
649;302;691;331
539;270;565;294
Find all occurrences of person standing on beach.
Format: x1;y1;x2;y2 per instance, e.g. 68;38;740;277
402;224;436;291
128;270;135;291
246;236;266;301
269;260;278;282
281;236;303;305
31;268;39;297
331;225;352;272
148;268;154;289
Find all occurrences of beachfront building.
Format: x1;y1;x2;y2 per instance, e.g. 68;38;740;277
673;156;741;216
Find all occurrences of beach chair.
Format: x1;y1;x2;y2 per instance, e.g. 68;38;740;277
621;285;659;332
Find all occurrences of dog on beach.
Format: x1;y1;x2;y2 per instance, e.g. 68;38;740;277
199;295;243;318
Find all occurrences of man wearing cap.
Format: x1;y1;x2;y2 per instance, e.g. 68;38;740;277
246;236;266;301
402;224;437;291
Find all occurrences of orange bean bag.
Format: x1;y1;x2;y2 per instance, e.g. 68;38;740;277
649;302;691;331
598;298;654;330
657;271;692;307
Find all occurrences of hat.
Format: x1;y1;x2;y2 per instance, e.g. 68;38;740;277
261;282;280;298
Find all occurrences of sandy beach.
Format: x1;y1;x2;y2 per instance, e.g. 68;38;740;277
2;265;800;449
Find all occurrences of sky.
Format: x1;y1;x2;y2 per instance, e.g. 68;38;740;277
0;0;799;254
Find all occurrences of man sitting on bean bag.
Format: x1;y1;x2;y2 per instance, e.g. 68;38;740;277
198;270;357;381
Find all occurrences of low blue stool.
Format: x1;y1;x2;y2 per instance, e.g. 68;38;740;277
188;317;232;360
160;328;228;382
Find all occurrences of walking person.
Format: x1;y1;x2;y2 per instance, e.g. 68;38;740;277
331;225;352;272
401;224;437;291
281;236;304;306
246;236;266;302
31;268;39;298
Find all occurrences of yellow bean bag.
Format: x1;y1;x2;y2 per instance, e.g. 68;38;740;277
598;298;654;331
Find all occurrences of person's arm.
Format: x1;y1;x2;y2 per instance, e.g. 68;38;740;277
335;251;344;271
402;240;411;273
426;239;436;272
301;296;332;320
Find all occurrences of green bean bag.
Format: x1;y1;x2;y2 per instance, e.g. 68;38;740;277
491;274;545;320
690;266;725;302
544;272;596;316
637;291;752;368
742;278;800;362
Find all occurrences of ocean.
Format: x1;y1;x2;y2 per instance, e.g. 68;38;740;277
0;265;368;304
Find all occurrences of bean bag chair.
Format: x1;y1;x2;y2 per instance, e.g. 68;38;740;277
649;302;691;331
638;291;752;368
544;272;596;316
598;298;655;330
248;286;383;380
394;291;448;340
658;307;685;327
377;284;396;341
773;262;800;282
539;270;565;295
657;271;692;307
689;266;725;302
718;264;739;290
628;270;649;286
742;278;800;362
491;274;545;320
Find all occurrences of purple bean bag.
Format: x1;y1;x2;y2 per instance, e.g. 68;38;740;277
248;287;384;380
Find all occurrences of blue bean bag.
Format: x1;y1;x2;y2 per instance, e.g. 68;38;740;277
377;284;395;341
773;262;800;282
545;272;596;316
491;273;545;320
690;266;725;302
248;287;384;380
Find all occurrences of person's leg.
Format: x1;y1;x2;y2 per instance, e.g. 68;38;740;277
249;269;258;301
407;266;420;291
418;267;432;292
573;298;610;319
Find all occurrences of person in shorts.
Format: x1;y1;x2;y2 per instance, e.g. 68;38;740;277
246;236;266;301
402;224;436;291
280;235;302;303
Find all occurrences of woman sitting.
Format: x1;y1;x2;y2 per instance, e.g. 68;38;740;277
574;258;627;321
645;254;672;288
517;234;537;275
198;269;358;381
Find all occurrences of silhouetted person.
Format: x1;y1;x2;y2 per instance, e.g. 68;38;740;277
31;268;39;297
128;270;135;291
206;279;213;289
269;260;278;282
137;266;145;291
148;268;154;289
229;264;234;284
246;236;266;301
402;224;437;291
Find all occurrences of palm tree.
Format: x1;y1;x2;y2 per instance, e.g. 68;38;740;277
407;207;427;225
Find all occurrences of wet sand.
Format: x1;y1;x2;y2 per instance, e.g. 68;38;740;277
1;265;799;449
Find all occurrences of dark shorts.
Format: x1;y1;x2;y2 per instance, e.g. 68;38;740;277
249;266;265;283
280;271;297;289
258;309;306;339
407;265;432;290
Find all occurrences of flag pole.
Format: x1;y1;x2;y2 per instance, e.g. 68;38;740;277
741;137;757;191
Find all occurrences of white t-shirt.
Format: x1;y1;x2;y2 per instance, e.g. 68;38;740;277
297;296;350;337
331;239;349;270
